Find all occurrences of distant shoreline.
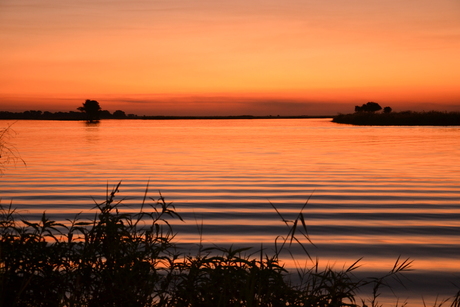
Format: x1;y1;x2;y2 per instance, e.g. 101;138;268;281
0;112;333;121
113;115;333;120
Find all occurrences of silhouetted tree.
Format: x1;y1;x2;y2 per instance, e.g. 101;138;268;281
355;102;382;113
77;100;101;122
383;106;392;113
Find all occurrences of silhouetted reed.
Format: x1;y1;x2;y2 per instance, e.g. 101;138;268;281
0;123;25;174
1;182;458;307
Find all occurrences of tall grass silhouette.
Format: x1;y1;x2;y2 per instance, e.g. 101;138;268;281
0;123;25;175
1;182;458;307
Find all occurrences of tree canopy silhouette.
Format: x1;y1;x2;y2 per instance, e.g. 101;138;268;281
354;102;382;113
77;100;101;122
383;106;392;113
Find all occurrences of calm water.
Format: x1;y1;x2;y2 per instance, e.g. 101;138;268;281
1;119;460;304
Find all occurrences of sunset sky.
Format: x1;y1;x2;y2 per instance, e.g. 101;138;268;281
1;0;459;116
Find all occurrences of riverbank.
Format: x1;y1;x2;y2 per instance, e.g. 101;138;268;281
332;111;460;126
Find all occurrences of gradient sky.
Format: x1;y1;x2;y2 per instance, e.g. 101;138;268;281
1;0;459;116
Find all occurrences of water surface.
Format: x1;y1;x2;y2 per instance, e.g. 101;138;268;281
1;119;459;304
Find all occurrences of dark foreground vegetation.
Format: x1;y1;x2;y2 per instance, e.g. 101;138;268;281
333;111;460;126
1;183;459;307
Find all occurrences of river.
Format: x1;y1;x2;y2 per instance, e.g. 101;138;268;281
1;118;459;305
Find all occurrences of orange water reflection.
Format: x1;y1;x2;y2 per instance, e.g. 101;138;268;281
1;119;460;302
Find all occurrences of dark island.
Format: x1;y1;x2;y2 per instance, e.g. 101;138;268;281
333;102;460;126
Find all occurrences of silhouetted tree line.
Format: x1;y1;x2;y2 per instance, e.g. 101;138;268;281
0;110;132;120
0;99;132;120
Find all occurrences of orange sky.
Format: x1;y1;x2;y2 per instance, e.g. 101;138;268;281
1;0;459;116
